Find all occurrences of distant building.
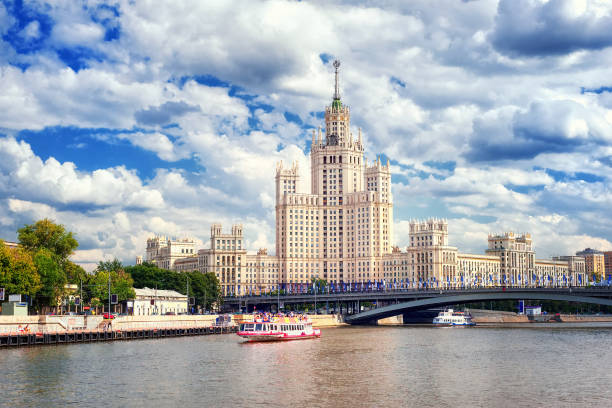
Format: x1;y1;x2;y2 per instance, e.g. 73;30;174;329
525;306;541;316
535;259;570;286
2;240;19;249
244;248;280;296
135;256;143;265
552;256;586;285
145;235;196;270
174;256;198;272
486;232;535;285
132;288;187;316
576;248;605;280
458;253;500;286
406;219;458;287
604;251;612;279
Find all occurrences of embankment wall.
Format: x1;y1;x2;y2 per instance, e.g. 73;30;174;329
0;313;345;334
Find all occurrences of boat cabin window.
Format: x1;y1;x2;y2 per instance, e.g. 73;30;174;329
241;323;254;331
255;324;262;331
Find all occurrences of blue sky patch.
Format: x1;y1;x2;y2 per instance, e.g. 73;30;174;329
2;0;54;54
581;86;612;94
283;111;302;125
17;126;202;179
504;183;545;194
424;160;456;172
319;53;333;64
390;76;406;88
539;167;605;183
56;46;104;71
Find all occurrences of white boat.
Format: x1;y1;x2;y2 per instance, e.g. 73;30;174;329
237;314;321;342
432;309;476;326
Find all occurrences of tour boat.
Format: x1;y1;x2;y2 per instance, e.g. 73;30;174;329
432;309;476;326
237;314;321;342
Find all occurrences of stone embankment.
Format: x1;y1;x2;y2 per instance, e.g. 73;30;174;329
0;313;345;348
468;309;612;323
0;314;237;348
0;314;223;334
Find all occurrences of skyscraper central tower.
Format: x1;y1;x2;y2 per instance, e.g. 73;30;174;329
275;61;393;285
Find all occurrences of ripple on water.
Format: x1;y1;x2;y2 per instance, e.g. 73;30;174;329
1;324;612;407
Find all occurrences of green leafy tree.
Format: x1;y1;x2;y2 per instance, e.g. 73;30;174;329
0;240;42;297
125;263;222;311
33;248;67;308
64;261;88;285
18;219;78;260
126;262;184;292
186;271;221;310
90;268;135;312
96;259;124;274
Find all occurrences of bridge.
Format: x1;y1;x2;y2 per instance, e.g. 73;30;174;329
223;287;612;324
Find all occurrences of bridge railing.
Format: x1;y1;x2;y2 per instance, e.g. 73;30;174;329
225;282;609;299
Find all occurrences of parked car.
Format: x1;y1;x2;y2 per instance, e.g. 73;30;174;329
102;313;117;319
165;312;176;315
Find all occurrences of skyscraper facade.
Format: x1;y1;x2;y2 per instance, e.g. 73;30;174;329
275;60;393;285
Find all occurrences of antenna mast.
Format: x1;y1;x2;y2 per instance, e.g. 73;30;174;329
333;60;341;100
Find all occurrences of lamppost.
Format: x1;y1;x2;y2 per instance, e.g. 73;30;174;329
108;272;111;316
314;282;317;315
186;275;190;315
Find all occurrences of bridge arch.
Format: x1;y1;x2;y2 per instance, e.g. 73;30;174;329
345;291;612;324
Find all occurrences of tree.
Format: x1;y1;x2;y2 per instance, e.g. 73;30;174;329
187;271;221;310
90;267;135;312
64;261;88;285
0;240;42;297
18;219;78;260
33;248;67;308
96;259;124;274
124;263;222;311
126;262;186;293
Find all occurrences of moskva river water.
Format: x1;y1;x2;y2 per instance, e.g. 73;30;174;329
2;323;612;407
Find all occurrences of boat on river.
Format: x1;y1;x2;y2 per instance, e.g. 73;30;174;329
237;314;321;342
432;309;476;326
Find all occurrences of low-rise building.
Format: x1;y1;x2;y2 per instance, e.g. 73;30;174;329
2;240;19;249
174;256;199;272
457;253;501;287
132;288;187;316
535;259;570;286
244;249;280;295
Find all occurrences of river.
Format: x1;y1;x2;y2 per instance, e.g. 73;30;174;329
1;323;612;407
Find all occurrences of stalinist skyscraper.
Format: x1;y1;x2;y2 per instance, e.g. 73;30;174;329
275;60;393;285
145;63;587;295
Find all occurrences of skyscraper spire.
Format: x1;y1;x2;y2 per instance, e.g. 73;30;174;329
333;60;340;100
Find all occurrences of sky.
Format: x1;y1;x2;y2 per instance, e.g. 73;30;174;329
1;0;611;270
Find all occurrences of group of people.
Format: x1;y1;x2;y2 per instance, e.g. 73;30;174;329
252;311;306;323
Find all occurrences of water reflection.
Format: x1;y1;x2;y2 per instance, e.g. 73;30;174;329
1;324;612;407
